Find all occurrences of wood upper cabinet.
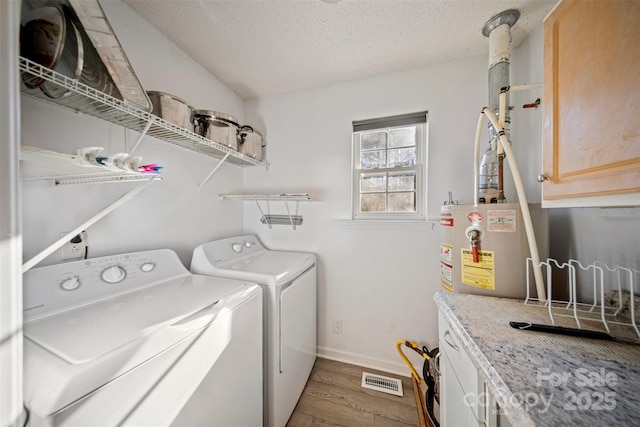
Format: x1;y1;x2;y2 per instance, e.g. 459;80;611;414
542;0;640;203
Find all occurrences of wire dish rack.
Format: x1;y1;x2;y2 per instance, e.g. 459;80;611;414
524;257;639;343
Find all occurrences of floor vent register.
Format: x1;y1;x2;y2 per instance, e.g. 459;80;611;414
361;372;403;397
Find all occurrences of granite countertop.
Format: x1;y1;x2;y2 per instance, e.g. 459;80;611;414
434;292;640;427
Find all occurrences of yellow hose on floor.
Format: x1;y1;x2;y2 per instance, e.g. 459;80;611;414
395;339;430;383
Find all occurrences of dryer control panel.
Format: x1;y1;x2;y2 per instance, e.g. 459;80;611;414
231;239;258;253
198;235;263;264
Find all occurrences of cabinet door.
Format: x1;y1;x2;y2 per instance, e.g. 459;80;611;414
440;350;480;427
542;0;640;201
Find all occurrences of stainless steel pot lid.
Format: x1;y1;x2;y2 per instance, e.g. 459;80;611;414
193;109;239;127
147;91;194;109
20;4;67;89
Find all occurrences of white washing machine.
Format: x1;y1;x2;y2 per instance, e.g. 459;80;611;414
191;235;317;427
22;249;263;427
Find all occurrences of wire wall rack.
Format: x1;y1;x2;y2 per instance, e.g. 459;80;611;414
220;194;312;229
21;146;161;185
219;194;312;202
524;257;640;342
260;215;304;227
19;57;263;168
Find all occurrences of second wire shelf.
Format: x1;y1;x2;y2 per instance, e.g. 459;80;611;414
220;194;312;229
20;146;161;185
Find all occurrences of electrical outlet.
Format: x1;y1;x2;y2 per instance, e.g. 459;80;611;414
61;231;87;260
332;317;343;334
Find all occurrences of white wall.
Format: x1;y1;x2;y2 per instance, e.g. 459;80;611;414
243;22;638;375
21;0;247;268
509;23;545;204
243;55;503;373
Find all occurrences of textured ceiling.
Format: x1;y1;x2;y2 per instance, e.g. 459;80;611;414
123;0;557;100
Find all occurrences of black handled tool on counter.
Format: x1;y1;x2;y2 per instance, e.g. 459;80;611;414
509;321;615;341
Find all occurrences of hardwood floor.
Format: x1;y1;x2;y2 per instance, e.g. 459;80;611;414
286;358;420;427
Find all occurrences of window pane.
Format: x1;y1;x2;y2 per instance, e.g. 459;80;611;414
360;193;386;212
388;192;416;212
389;127;416;148
360;174;386;192
388;174;415;191
388;147;416;167
360;150;386;169
352;113;425;219
361;131;386;150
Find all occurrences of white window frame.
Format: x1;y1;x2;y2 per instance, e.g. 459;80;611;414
351;112;428;221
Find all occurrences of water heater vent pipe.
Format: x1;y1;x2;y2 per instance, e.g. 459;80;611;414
479;9;520;203
474;9;546;301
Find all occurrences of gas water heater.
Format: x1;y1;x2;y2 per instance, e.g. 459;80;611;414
439;203;548;299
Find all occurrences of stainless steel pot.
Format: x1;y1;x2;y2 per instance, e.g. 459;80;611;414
193;110;239;150
238;126;264;161
20;3;85;98
147;91;195;131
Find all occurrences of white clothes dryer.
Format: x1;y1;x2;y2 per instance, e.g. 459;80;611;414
23;249;263;427
191;235;317;427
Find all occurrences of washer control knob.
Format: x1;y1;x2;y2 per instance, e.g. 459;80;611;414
231;243;243;253
140;262;155;273
60;276;81;291
101;265;126;284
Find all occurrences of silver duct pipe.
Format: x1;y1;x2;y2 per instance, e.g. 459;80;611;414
478;9;520;203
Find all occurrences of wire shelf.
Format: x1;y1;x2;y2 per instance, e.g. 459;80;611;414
219;193;312;201
19;56;263;168
524;257;640;342
220;193;311;229
20;146;161;185
260;215;304;226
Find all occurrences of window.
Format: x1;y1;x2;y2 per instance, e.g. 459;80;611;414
352;111;427;220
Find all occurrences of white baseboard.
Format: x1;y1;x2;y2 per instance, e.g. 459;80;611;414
317;346;414;378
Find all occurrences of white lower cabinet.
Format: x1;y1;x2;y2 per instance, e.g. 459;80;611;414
440;349;481;426
438;311;511;427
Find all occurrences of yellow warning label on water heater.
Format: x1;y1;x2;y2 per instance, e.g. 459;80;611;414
461;249;495;290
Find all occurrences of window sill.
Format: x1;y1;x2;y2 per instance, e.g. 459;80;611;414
329;219;437;231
